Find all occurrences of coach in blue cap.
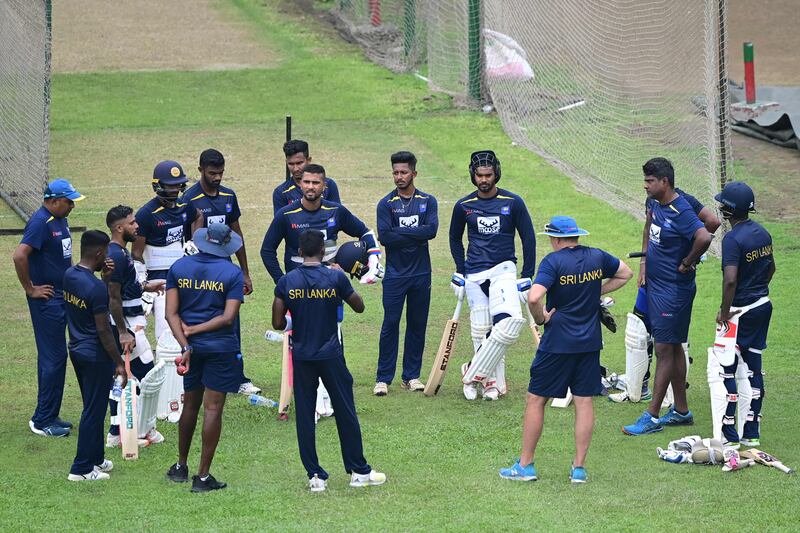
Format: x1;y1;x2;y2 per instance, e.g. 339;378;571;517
164;223;243;492
500;216;632;484
13;178;85;437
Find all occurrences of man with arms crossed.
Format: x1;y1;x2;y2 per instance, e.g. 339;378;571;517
500;216;632;483
374;151;438;395
623;157;712;435
272;230;386;492
14;178;84;437
450;150;536;400
165;224;244;492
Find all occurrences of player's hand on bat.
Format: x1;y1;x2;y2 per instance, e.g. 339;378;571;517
243;273;253;295
27;284;54;300
114;364;128;389
101;258;115;282
144;280;166;294
451;273;466;299
119;330;135;354
716;308;742;325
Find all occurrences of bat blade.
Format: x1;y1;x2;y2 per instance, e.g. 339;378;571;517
423;319;459;396
278;328;293;419
120;350;139;460
742;448;795;474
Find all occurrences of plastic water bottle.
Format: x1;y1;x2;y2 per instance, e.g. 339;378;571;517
249;394;278;408
264;330;284;343
111;375;124;400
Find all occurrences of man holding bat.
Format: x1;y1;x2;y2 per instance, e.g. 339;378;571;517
450;150;536;400
63;230;127;481
623;158;713;435
713;182;774;447
272;230;386;492
374;151;438;395
500;216;632;483
164;224;244;492
272;140;341;214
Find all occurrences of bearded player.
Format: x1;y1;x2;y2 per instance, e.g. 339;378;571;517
450;150;536;400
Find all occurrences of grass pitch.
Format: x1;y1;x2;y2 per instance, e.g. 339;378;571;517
1;1;798;531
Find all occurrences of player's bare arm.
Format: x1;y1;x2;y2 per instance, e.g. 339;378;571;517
346;290;364;313
272;296;287;330
678;227;713;273
182;298;241;337
13;243;54;299
107;280;135;352
600;261;634;295
230;220;252;294
528;284;553;325
95;313;126;389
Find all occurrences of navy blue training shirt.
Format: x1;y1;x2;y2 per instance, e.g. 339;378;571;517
261;199;378;284
166;253;244;353
449;188;536;278
107;242;143;317
20;206;73;291
274;265;354;360
183;182;241;229
63;265;111;362
645;195;704;290
376;189;438;278
534;246;620;354
272;177;341;215
721;219;774;307
136;197;198;279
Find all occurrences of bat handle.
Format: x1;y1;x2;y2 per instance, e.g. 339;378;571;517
452;292;464;320
628;251;646;258
777;463;795;474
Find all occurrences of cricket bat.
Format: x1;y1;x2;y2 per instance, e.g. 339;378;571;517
119;349;139;460
740;448;795;474
423;293;464;396
278;324;293;421
522;299;541;349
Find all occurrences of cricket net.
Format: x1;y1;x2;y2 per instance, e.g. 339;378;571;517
0;0;51;221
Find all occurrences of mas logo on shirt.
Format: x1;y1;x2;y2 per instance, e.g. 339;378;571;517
477;216;500;234
61;238;72;258
501;206;510;215
327;217;336;228
166;226;184;244
399;215;419;228
649;224;662;245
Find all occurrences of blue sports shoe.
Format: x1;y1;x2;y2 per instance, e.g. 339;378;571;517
569;465;587;484
54;418;73;429
622;411;663;436
658;406;694;426
499;460;537;481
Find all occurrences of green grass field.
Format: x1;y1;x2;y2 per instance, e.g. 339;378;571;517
1;1;798;531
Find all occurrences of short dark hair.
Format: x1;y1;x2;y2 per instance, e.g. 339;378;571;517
302;163;326;177
642;157;675;187
391;151;417;170
81;230;110;258
106;205;133;229
283;139;309;158
199;148;225;168
299;229;325;258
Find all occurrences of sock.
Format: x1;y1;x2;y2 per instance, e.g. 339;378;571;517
200;474;209;481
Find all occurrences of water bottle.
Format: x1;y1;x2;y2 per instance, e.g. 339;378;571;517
264;330;284;343
111;375;124;400
249;394;278;408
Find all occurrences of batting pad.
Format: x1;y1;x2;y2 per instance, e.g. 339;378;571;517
156;330;183;423
484;356;507;396
138;360;166;438
462;317;525;384
624;313;649;402
735;354;753;438
469;305;492;353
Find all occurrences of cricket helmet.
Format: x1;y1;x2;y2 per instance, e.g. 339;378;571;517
335;240;370;280
469;150;501;185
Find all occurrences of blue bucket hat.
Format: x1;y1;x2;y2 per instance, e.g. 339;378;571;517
540;215;589;238
43;178;85;201
194;224;242;257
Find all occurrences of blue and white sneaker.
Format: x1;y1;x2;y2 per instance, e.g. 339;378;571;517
657;406;694;426
569;465;588;484
499;459;537;481
740;438;760;447
29;420;69;437
54;418;73;429
622;411;663;435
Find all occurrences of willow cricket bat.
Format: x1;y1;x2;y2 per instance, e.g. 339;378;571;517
119;349;139;460
522;298;541;348
423;294;464;396
741;448;795;474
278;324;293;421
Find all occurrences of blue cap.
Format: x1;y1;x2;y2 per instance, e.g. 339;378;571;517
539;215;589;237
193;224;242;257
715;182;755;215
153;160;188;185
43;178;85;201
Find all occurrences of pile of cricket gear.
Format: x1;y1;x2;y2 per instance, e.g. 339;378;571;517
656;435;794;474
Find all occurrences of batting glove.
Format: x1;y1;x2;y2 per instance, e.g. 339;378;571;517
360;255;384;285
516;277;532;303
451;273;466;299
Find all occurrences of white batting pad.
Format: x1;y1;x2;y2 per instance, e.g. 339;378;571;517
138;360;166;438
469;305;492;353
624;313;649;402
156;330;183;423
462;317;525;384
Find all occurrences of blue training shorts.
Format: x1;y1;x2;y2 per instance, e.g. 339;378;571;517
183;351;242;393
737;300;772;351
648;284;696;344
528;349;603;398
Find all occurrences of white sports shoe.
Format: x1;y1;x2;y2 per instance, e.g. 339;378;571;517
461;363;478;400
106;433;121;448
309;474;326;492
373;382;388;396
482;387;500;401
401;378;425;391
144;428;165;445
238;381;262;395
350;470;387;487
95;459;114;473
68;468;110;481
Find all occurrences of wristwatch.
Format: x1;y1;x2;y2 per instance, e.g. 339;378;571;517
181;345;192;354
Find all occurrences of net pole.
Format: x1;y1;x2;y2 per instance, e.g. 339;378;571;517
716;0;730;189
467;0;481;101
